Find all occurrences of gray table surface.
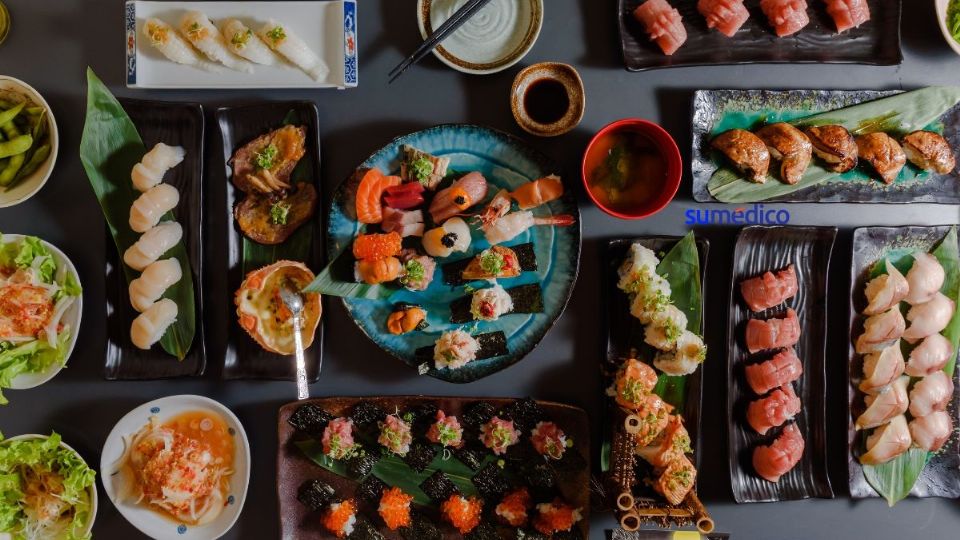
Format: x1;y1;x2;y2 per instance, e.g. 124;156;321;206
2;1;960;539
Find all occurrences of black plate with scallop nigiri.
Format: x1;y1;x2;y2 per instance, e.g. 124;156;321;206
727;226;836;503
848;226;960;502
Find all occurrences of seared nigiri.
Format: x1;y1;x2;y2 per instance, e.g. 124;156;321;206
609;358;659;410
860;415;911;465
902;292;955;343
740;264;798;312
654;330;706;376
856;376;908;430
744;308;801;354
635;415;691;468
752;423;804;483
745;348;804;395
824;0;871;33
804;124;858;173
653;454;697;505
908;370;954;418
760;0;810;37
902;131;956;174
644;304;688;351
855;307;905;355
711;129;771;183
909;411;953;453
859;341;904;395
863;259;909;315
905;253;945;305
633;0;688;56
429;172;488;223
259;19;329;81
856;132;906;184
755;123;813;185
905;334;953;377
697;0;750;37
746;384;802;435
180;11;253;73
629;393;674;447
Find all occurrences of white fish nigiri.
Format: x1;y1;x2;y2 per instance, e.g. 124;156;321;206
142;18;214;71
180;11;254;73
129;258;183;312
856;376;909;430
854;307;905;354
908;370;954;418
130;298;178;349
259;20;329;81
863;259;909;315
221;19;276;65
130;184;180;233
905;252;945;305
860;415;911;465
905;333;953;377
902;292;955;343
124;221;183;271
132;143;185;192
909;411;953;452
858;341;904;395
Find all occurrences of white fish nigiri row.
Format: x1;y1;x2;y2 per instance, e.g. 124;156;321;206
856;252;956;466
142;13;328;80
125;143;186;350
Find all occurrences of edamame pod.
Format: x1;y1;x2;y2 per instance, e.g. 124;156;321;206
0;103;24;126
0;134;30;158
0;152;24;185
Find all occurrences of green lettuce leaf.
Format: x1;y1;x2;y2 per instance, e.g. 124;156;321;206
0;330;71;406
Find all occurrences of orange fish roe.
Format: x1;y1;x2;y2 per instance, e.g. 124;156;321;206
495;487;530;527
533;499;582;535
377;486;413;530
321;499;357;538
353;232;402;261
441;494;483;534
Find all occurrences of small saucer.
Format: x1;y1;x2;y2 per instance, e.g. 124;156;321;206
417;0;543;75
511;62;585;137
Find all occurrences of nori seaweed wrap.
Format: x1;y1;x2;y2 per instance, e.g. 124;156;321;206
351;401;387;427
455;446;486;471
346;447;382;478
465;521;500;540
356;475;388;504
520;462;557;491
517;530;550;540
296;479;336;511
348;517;385;540
419;470;459;501
472;462;509;500
402;441;439;473
553;528;584;540
502;397;543;433
553;447;586;473
461;401;497;430
399;513;442;540
406;402;439;428
287;404;334;435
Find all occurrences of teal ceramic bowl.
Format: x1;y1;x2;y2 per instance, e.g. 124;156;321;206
328;124;581;383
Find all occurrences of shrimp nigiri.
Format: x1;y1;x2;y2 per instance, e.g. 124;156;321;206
484;211;575;245
221;18;277;65
142;18;215;71
259;20;329;81
179;11;253;73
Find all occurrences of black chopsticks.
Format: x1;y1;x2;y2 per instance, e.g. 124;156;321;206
388;0;494;83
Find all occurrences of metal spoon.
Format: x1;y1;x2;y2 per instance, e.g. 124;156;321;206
279;281;310;400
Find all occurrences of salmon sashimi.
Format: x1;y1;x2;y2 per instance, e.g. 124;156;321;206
752;422;804;483
511;175;564;210
760;0;810;37
824;0;870;33
747;384;802;435
429;171;489;224
745;308;801;354
740;264;799;312
636;415;692;468
356;168;401;224
653;454;697;506
352;232;402;260
633;0;688;56
745;348;804;395
697;0;750;37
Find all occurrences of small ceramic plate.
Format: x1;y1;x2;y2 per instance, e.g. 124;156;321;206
417;0;543;75
0;76;59;208
510;62;585;137
100;395;251;540
6;234;82;391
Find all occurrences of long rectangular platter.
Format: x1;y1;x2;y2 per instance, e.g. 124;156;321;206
124;0;358;89
215;101;324;380
691;89;960;203
277;396;591;540
847;226;960;499
619;0;901;72
104;98;207;379
727;226;835;503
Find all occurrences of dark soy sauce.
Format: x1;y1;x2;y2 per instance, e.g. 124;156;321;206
524;78;570;125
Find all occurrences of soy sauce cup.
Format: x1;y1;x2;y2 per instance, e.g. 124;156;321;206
511;62;585;137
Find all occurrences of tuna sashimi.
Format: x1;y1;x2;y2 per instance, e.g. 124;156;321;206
697;0;750;37
740;264;799;312
745;348;804;395
745;308;801;354
824;0;870;33
747;384;802;435
760;0;810;37
633;0;688;56
753;423;805;483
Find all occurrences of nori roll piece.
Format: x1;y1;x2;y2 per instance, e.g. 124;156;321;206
419;470;459;501
449;283;544;324
465;521;500;540
351;401;387;427
520;462;557;491
296;479;336;511
414;332;509;364
502;397;543;433
472;462;509;500
406;402;439;427
287;403;334;435
461;401;498;430
455;446;486;471
403;441;439;473
443;242;538;285
553;528;584;540
346;447;382;478
399;513;442;540
356;475;388;504
348;517;385;540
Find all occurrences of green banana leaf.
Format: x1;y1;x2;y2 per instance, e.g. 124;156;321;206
707;87;960;203
79;68;196;360
302;241;398;299
862;226;960;505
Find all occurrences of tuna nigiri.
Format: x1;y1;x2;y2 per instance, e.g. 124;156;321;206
745;308;801;354
740;264;798;312
356;168;401;224
746;384;802;435
760;0;810;37
429;172;488;224
745;348;803;395
752;423;804;483
633;0;688;56
824;0;870;33
697;0;750;37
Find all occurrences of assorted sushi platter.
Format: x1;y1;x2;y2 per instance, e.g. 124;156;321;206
277;396;590;539
620;0;902;71
848;226;960;504
125;0;359;89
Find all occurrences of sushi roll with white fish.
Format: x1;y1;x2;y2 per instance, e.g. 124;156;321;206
179;11;254;73
142;18;217;72
221;18;277;65
259;19;329;81
131;143;185;192
130;298;178;349
617;243;662;292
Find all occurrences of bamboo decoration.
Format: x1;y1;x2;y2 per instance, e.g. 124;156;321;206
619;508;641;531
610;428;637;499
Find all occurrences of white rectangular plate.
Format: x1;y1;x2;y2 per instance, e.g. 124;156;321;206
125;0;357;89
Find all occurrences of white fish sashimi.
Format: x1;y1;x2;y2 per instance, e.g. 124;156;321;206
259;20;329;81
179;11;254;73
142;18;218;72
132;143;185;192
860;415;911;465
129;258;183;312
130;184;180;233
130;298;178;349
905;333;953;377
124;221;183;271
908;370;954;418
904;252;945;305
902;292;955;343
863;259;909;315
221;19;277;65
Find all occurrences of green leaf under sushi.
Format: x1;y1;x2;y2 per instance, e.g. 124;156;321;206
302;243;399;299
707;87;960;203
78;68;196;360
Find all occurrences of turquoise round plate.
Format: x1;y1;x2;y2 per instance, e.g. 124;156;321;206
328;124;581;383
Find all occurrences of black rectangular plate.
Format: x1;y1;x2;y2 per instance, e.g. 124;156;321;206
848;226;960;499
215;101;324;380
104;99;206;380
727;226;836;503
619;0;902;72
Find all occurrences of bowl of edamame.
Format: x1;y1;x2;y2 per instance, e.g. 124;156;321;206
0;76;58;207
